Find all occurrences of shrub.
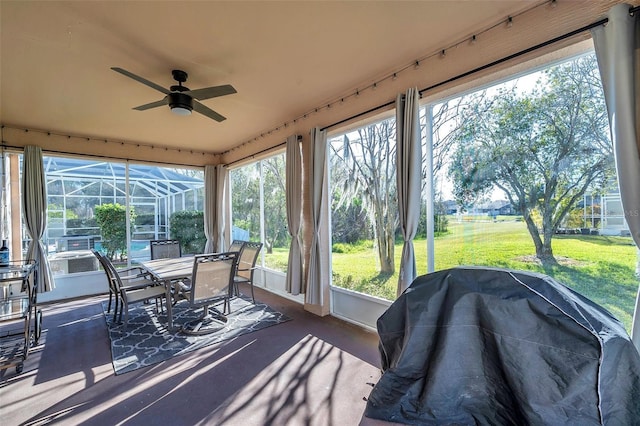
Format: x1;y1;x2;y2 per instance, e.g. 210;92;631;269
95;203;135;260
135;214;156;226
170;210;206;255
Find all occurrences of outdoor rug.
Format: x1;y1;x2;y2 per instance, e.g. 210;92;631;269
102;296;291;374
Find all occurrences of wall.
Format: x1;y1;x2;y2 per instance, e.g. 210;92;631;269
37;270;108;304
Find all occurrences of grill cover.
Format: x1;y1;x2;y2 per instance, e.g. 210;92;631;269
364;267;640;425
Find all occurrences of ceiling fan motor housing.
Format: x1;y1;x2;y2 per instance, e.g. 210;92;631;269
169;92;193;112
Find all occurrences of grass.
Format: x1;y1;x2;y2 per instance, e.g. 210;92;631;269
329;219;639;333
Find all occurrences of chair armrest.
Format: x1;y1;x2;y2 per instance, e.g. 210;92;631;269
176;280;191;292
118;266;151;279
170;280;191;304
119;266;145;273
236;266;257;273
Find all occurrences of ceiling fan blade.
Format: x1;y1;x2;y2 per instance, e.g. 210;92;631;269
185;84;237;101
133;97;168;111
193;100;226;122
111;67;170;95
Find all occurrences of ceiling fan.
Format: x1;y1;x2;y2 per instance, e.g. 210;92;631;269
111;67;237;122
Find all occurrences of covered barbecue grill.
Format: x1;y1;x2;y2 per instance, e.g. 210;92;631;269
364;267;640;425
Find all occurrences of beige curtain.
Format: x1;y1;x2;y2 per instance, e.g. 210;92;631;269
22;145;54;292
592;3;640;350
396;88;422;296
204;164;227;253
285;135;304;295
305;127;330;311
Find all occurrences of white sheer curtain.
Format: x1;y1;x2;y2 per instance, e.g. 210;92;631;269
396;88;422;296
22;145;54;292
285;134;304;295
204;164;227;253
592;3;640;350
305;127;330;313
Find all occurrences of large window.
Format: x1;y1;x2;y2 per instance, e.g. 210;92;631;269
329;117;398;300
230;152;290;273
7;155;204;276
329;52;638;333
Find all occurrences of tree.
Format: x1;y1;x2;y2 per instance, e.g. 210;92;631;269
230;154;290;254
448;55;614;263
231;165;261;239
95;203;135;260
170;210;206;254
328;100;470;274
331;195;371;244
426;91;491;183
330;120;398;273
261;155;290;254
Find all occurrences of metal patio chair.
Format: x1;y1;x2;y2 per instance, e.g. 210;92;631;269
93;249;165;325
175;252;237;335
150;239;182;260
232;241;262;304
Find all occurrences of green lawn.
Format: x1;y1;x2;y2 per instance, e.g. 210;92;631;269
330;219;639;332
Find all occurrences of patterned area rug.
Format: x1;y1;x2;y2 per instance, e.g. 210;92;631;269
102;296;290;374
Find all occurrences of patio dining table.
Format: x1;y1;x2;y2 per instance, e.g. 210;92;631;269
138;257;195;331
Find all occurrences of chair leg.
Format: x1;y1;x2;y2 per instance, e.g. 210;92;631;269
107;291;113;313
112;296;119;323
250;282;255;304
123;300;129;326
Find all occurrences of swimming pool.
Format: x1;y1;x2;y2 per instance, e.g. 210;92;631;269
93;240;151;261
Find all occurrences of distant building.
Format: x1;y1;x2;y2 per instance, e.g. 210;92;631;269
441;200;460;215
475;200;515;216
600;193;631;236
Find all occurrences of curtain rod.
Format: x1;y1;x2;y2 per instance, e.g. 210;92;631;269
321;4;639;132
0;142;205;169
226;135;301;167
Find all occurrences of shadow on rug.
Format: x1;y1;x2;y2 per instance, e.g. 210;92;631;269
102;296;291;374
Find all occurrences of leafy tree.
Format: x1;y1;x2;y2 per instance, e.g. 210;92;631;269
448;55;614;263
426;91;491;185
231;165;260;240
416;200;449;238
170;210;206;254
230;154;290;254
47;203;78;220
332;195;370;244
95;203;135;260
261;155;290;254
565;204;601;229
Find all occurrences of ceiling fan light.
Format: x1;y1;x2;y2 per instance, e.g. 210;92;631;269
169;92;193;116
171;106;192;116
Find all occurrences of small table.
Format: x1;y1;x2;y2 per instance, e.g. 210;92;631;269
0;260;39;374
138;257;194;331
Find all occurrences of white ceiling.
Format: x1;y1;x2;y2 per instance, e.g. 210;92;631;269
1;1;543;155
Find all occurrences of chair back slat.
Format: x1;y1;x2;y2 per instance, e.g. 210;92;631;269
150;239;182;260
